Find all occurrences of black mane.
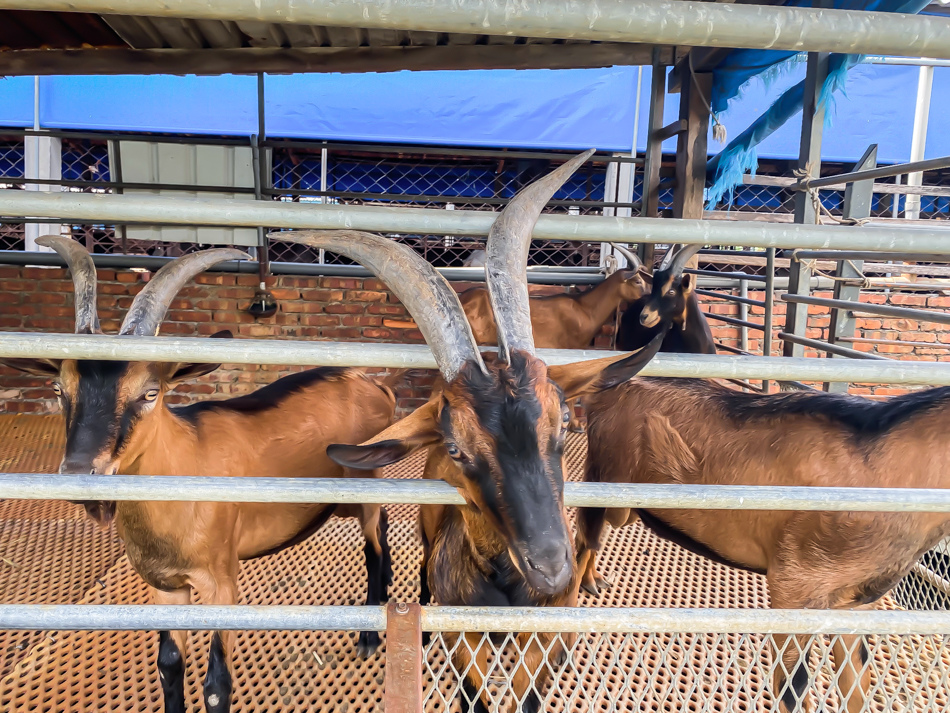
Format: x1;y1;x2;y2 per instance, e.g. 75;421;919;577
703;380;950;436
175;367;348;423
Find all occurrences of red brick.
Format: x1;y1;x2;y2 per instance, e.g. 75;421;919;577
861;293;888;305
347;290;388;303
299;289;343;302
24;267;66;280
39;306;74;318
195;274;237;286
34;292;68;305
299;315;340;327
280;302;324;314
235;275;260;287
321;277;360;289
367;304;406;316
194;299;234;311
0;267;19;278
342;315;382;327
325;303;363;315
888;294;928;307
168;310;213;323
320;327;363;339
875;343;915;354
116;272;140;283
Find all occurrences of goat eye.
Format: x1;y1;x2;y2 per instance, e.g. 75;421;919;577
668;289;676;296
561;409;571;425
445;443;462;460
143;389;159;402
51;383;63;396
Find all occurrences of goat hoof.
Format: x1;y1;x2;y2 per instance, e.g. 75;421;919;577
580;580;601;597
357;631;381;658
568;422;586;434
552;648;570;668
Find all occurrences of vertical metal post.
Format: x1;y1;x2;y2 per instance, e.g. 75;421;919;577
254;73;269;281
825;144;877;393
783;50;830;357
24;76;62;250
108;139;129;253
385;602;423;713
673;62;712;224
763;246;775;393
640;48;666;268
905;64;934;220
319;144;329;264
739;278;749;353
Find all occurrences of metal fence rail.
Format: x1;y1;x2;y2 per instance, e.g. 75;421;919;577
5;332;950;383
5;474;950;512
3;189;950;252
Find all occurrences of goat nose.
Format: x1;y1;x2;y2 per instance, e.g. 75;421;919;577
60;459;96;475
523;543;573;594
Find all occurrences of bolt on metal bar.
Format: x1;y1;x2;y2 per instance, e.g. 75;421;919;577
9;0;949;58
798;155;950;190
782;293;950;326
5;474;950;512
0;604;946;635
4;189;950;254
778;332;889;360
5;332;950;383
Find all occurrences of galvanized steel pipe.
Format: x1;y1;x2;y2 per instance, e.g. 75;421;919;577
0;604;946;635
7;0;949;58
5;474;950;512
4;332;950;383
3;189;950;253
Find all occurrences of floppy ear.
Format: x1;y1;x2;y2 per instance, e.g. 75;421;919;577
0;358;61;377
327;398;441;470
547;327;667;399
160;329;232;385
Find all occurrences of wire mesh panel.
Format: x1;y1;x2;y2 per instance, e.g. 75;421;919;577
423;629;950;713
0;138;25;250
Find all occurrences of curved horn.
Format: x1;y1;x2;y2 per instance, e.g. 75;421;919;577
267;230;485;381
658;244;682;271
608;243;642;272
667;243;703;277
36;235;101;334
487;149;595;361
119;248;249;336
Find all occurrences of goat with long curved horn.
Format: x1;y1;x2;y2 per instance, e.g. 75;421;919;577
36;235;102;334
487;149;595;361
119;248;247;337
608;242;642;273
267;229;485;381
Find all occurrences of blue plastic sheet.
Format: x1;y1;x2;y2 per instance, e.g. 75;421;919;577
0;76;34;128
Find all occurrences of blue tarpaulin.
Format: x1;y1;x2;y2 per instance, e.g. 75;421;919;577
0;64;945;164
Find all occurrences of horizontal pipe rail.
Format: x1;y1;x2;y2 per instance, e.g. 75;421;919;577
701;312;766;331
695;289;767;308
778;332;890;361
781;293;950;326
799;155;950;190
793;250;950;262
0;604;946;635
4;190;950;254
9;0;949;58
5;332;950;383
6;474;950;512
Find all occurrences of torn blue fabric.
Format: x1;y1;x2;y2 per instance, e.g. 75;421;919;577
705;0;930;209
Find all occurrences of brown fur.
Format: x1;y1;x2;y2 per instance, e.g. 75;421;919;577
577;377;950;713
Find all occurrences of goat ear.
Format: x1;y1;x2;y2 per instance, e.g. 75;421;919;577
327;399;441;470
0;358;61;377
209;329;233;339
548;327;666;399
160;330;231;384
680;273;696;295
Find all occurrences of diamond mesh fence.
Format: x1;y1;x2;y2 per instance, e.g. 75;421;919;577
424;628;950;713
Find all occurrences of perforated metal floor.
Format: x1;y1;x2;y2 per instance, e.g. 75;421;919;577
0;415;945;712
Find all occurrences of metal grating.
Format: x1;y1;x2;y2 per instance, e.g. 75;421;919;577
0;415;946;712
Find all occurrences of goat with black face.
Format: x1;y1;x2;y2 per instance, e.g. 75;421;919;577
2;238;399;713
273;150;666;713
617;243;716;355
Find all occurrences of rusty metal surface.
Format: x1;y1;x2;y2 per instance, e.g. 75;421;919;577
386;602;423;713
0;415;945;711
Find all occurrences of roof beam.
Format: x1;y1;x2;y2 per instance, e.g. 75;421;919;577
0;43;669;75
3;0;948;58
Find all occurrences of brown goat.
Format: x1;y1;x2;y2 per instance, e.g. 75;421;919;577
460;263;646;432
577;376;950;713
2;237;397;713
273;151;665;713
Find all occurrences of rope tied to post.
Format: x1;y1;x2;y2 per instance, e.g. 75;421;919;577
796;255;871;289
793;164;872;227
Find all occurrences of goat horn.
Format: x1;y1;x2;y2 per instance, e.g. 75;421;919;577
487;149;595;361
119;248;249;336
608;243;642;272
267;229;486;381
667;243;703;277
36;235;101;334
657;244;681;271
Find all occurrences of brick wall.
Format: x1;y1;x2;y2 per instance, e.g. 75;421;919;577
1;265;947;414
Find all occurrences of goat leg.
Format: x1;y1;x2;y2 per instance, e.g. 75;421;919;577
450;631;493;713
357;502;390;657
832;634;872;713
153;587;190;713
771;633;815;713
575;506;612;596
567;398;586;433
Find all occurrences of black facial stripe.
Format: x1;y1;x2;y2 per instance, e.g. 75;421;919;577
113;403;143;457
63;361;129;466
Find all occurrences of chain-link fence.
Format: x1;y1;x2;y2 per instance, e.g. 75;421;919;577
423;628;949;713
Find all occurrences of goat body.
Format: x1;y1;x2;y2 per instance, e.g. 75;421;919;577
578;377;950;713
